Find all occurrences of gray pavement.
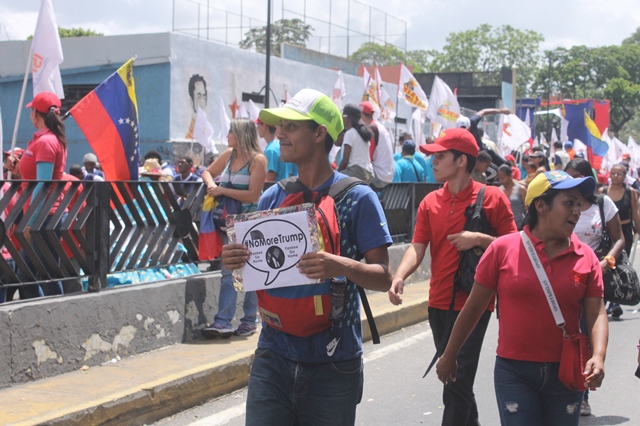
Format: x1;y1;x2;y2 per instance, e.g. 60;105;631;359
0;280;429;426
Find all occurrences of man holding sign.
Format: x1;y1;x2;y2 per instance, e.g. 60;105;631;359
222;89;392;425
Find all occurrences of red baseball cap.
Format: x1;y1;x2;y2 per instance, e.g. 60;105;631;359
359;101;375;115
420;128;479;158
26;92;61;114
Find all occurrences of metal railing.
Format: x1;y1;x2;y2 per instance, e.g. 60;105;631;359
0;179;438;295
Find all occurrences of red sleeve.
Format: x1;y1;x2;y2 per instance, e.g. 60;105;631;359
475;240;501;290
412;195;431;245
485;187;518;237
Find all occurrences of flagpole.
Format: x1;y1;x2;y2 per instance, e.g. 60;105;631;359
10;50;33;155
395;62;402;141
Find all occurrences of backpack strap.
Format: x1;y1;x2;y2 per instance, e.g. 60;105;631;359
327;176;381;344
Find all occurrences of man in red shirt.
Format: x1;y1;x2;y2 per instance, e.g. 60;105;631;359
389;128;517;425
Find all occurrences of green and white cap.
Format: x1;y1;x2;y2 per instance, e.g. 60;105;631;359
259;88;344;142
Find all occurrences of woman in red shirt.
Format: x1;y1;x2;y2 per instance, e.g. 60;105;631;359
436;171;608;426
6;92;68;298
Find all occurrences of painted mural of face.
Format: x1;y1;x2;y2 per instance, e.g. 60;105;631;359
192;81;207;113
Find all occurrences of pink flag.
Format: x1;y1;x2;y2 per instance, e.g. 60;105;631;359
31;0;64;98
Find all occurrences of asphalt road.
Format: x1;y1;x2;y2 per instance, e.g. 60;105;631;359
151;299;640;426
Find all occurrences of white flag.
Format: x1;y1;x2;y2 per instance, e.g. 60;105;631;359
410;108;426;143
498;114;531;152
573;139;588;157
551;128;559;144
539;132;548;147
362;66;371;94
602;129;617;171
398;64;428;110
560;117;569;142
217;97;231;146
248;99;261;121
332;70;346;110
193;106;217;154
237;102;249;119
379;86;396;124
628;136;640;171
31;0;64;98
426;76;459;129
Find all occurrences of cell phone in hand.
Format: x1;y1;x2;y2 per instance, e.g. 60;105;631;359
635;365;640;379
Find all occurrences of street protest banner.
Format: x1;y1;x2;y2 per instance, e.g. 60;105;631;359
227;204;321;291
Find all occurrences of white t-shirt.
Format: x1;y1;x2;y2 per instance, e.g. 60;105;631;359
372;120;395;183
573;195;618;251
343;128;373;173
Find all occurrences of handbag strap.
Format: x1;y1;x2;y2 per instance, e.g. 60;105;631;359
520;231;567;332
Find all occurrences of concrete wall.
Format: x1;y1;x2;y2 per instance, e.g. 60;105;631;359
0;243;428;390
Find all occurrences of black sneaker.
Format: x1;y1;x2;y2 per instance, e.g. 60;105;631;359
612;304;623;318
201;323;234;339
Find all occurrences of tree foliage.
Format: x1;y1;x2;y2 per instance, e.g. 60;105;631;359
348;25;543;96
239;19;313;56
348;42;434;72
533;43;640;137
27;27;103;40
427;24;544;97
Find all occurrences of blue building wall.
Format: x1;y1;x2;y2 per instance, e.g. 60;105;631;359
0;62;170;168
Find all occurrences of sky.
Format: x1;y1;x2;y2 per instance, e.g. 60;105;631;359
1;0;639;55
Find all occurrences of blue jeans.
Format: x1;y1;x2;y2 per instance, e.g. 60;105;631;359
494;356;583;426
245;347;363;426
213;233;258;327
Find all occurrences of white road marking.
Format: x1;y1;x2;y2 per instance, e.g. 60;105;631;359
363;330;431;364
184;403;246;426
183;329;430;426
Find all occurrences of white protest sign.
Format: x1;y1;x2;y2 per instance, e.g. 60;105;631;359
234;210;317;291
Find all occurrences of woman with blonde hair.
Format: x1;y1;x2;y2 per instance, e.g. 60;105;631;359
201;118;267;338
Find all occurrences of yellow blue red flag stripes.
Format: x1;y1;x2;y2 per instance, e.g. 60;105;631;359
583;110;609;157
69;58;140;180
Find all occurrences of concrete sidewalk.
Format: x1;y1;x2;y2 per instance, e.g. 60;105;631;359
0;281;429;426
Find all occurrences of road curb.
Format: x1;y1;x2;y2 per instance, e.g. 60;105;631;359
8;284;429;426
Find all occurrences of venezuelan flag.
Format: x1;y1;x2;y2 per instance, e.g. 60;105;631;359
69;58;140;180
583;110;609;157
198;195;223;260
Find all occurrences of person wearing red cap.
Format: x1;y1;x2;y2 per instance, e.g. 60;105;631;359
359;101;395;190
389;128;517;425
6;91;68;298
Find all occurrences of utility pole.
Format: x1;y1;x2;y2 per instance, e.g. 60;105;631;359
265;0;271;108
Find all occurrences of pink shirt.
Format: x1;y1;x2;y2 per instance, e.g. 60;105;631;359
19;128;67;215
20;128;67;180
475;226;603;362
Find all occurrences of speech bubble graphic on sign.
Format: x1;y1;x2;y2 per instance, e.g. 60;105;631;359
232;210;317;291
